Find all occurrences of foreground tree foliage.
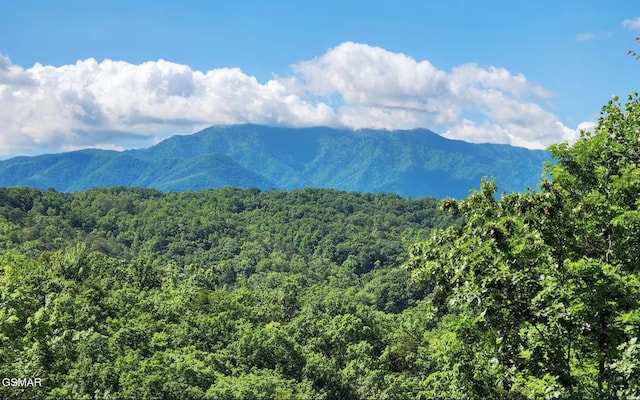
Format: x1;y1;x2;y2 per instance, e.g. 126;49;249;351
406;93;640;399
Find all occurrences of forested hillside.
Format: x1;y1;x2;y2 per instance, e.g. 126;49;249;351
0;186;461;399
3;94;640;399
0;125;550;198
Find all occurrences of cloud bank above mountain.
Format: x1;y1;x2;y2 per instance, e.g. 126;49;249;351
0;42;585;156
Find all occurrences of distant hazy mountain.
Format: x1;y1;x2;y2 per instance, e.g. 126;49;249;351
0;125;550;198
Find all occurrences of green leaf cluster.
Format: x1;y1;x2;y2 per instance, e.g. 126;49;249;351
406;93;640;398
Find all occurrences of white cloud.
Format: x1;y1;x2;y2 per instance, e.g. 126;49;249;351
0;43;585;156
0;54;339;156
576;32;595;41
577;121;596;132
291;42;581;149
623;17;640;30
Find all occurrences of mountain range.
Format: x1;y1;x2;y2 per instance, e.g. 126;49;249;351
0;124;551;198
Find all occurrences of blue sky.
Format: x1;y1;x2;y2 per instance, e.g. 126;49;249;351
0;0;638;156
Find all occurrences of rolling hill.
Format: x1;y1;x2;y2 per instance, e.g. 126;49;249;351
0;124;551;198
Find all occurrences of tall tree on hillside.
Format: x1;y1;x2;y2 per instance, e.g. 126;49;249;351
406;93;640;399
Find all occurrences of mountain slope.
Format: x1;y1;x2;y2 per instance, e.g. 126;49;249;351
0;124;551;198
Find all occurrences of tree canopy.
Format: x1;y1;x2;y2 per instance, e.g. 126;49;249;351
0;187;460;399
406;92;640;399
2;94;640;399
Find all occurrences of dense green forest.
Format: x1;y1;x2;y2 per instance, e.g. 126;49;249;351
0;185;461;399
2;93;640;399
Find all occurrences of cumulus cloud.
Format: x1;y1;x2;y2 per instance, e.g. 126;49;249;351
290;42;580;149
0;54;339;156
623;17;640;30
0;43;585;156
